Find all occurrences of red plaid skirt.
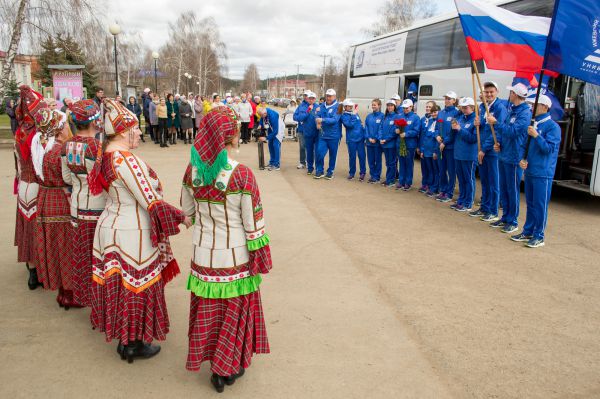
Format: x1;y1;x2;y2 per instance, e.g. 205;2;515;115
34;216;73;290
14;206;36;264
71;219;98;307
90;253;170;345
186;290;270;376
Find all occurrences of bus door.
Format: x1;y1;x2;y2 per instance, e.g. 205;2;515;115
384;77;401;100
403;75;420;110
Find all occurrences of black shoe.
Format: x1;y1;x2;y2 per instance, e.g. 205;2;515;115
124;341;161;364
211;374;225;393
117;342;126;360
224;368;245;386
27;264;41;290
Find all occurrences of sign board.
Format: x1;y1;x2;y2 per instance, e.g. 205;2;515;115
51;68;84;106
352;33;408;77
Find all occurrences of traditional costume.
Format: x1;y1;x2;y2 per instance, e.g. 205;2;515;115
31;109;76;307
90;98;185;362
60;100;106;307
14;85;46;289
181;107;272;393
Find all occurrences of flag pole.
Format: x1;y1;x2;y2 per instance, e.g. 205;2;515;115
471;69;482;160
522;69;546;161
472;60;498;145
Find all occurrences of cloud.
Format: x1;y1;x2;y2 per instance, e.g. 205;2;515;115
107;0;456;79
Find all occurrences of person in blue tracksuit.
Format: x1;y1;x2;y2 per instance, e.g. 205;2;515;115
258;107;282;170
294;91;319;174
436;91;461;202
314;88;342;180
417;101;436;193
364;98;384;183
451;97;478;212
511;94;561;248
490;83;531;233
471;81;508;222
396;99;421;191
293;92;309;169
341;99;366;181
378;100;402;186
420;103;441;197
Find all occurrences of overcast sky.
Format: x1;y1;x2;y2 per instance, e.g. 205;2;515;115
107;0;457;80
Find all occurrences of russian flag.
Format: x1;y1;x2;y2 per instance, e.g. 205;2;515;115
454;0;551;73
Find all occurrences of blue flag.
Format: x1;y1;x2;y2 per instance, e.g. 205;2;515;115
544;0;600;85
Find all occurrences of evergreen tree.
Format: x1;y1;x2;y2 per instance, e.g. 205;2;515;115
36;34;98;94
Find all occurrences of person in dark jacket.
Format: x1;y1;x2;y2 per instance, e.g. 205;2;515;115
179;96;194;144
6;99;18;135
511;94;561;248
166;93;180;145
126;96;144;142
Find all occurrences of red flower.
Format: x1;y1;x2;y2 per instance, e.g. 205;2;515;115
394;119;408;127
437;119;444;124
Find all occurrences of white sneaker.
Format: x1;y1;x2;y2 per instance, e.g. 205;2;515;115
297;163;306;169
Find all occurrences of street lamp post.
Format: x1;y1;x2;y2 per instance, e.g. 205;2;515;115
152;51;159;94
109;23;121;96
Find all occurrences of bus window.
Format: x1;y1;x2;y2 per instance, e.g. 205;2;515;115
415;20;453;70
403;30;419;73
420;85;433;97
450;19;471;68
504;0;554;17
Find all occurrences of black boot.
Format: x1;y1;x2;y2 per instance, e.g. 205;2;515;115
224;368;245;386
27;263;41;290
117;342;126;360
124;340;161;364
172;135;177;145
211;374;225;393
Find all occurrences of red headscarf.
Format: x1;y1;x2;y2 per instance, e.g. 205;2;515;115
190;107;239;187
15;85;46;161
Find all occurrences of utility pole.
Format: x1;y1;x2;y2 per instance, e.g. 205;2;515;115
295;64;301;98
319;54;328;98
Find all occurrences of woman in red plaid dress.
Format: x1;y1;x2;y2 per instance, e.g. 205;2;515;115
181;107;273;393
31;108;75;307
60;99;106;307
14;86;47;290
90;98;192;363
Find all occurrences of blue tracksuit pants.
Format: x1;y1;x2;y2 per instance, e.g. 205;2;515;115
316;138;340;175
268;138;281;167
366;145;382;181
398;148;416;186
479;155;499;215
304;135;318;173
456;160;476;208
382;147;398;185
347;141;366;177
499;160;523;226
439;148;456;198
420;156;427;188
422;157;440;193
522;176;553;240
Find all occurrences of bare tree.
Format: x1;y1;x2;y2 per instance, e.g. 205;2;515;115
365;0;437;37
240;63;260;92
0;0;106;97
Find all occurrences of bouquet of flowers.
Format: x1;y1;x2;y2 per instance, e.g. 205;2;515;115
394;119;408;157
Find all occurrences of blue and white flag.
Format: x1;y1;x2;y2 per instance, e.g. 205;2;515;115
544;0;600;85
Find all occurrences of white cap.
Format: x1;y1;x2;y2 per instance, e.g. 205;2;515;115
325;88;336;96
254;95;260;99
144;88;150;93
484;81;499;90
444;91;458;99
342;99;355;107
226;92;232;97
385;99;396;106
303;90;311;95
391;94;401;101
307;91;317;98
526;94;552;108
506;83;529;98
401;99;413;108
459;97;475;107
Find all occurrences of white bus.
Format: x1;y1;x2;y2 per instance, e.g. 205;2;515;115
346;0;600;195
